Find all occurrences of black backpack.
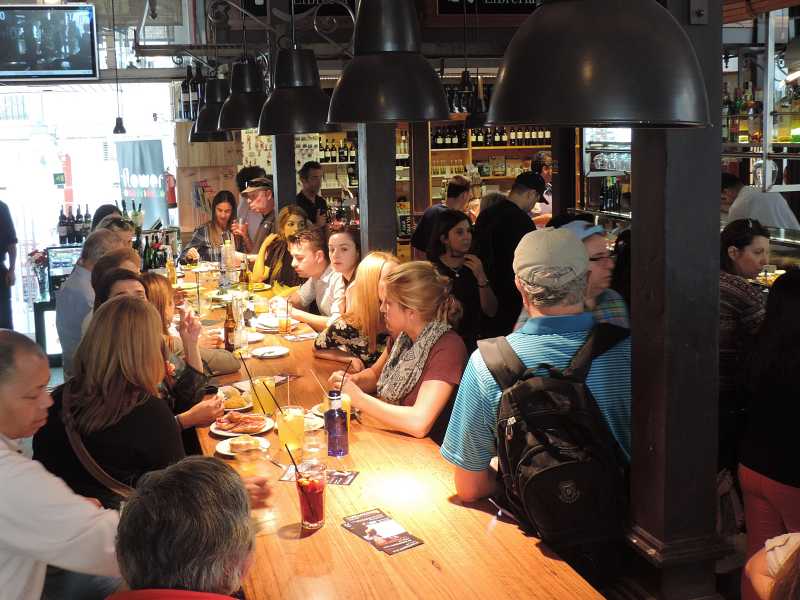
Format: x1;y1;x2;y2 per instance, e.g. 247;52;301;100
478;323;629;548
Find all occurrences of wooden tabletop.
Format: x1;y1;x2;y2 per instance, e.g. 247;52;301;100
197;320;602;600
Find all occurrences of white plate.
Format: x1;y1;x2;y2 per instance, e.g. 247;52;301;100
210;417;275;437
256;314;301;330
311;403;356;418
216;330;265;344
215;437;271;457
220;386;254;412
251;346;290;359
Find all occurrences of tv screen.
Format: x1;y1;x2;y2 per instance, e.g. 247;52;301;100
0;4;99;82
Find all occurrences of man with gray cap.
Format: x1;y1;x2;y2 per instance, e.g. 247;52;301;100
440;228;631;503
473;171;544;337
231;176;276;254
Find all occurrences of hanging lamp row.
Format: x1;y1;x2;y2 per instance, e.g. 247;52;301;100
191;0;711;141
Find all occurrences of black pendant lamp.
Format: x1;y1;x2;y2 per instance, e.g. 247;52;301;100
195;76;230;133
258;49;334;134
218;57;267;131
486;0;710;127
328;0;448;123
258;0;333;135
110;0;125;134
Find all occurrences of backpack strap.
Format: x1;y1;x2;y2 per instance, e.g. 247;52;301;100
478;336;526;391
564;323;630;382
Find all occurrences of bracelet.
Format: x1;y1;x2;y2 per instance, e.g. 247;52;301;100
175;415;185;430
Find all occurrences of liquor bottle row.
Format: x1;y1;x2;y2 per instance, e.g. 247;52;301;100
57;204;92;245
139;230;177;278
319;139;357;163
471;126;551;147
432;126;468;149
432;125;552;149
178;63;207;122
721;81;763;144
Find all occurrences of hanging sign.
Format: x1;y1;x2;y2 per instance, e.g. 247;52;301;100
436;0;538;15
115;140;169;229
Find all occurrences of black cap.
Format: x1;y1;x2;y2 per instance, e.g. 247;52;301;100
241;176;274;196
513;171;546;195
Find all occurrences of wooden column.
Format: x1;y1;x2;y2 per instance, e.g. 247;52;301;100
551;127;576;217
357;123;397;253
623;1;728;598
271;134;296;212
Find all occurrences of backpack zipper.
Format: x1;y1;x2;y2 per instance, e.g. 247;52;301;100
505;416;516;441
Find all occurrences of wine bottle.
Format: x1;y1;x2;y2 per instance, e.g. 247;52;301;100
181;66;193;120
66;206;75;244
224;302;236;353
58;207;68;245
83;204;91;236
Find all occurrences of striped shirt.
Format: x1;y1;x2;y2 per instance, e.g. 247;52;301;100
441;312;632;472
513;288;630;331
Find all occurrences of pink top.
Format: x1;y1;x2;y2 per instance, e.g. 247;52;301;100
108;590;234;600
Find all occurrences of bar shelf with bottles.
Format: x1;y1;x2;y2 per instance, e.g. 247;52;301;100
56;203;93;246
574;127;631;220
427;122;552;202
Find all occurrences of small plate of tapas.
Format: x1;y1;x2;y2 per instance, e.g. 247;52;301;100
215;434;271;457
251;346;290;359
210;412;274;437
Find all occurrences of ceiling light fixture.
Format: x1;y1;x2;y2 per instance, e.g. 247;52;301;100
110;0;125;134
258;0;334;135
486;0;710;128
328;0;449;123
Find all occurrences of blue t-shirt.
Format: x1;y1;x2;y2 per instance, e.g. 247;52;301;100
441;312;631;472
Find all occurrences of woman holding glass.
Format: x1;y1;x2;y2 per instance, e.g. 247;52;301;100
329;261;467;444
180;191;243;263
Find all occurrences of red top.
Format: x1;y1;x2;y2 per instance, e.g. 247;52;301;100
401;331;468;407
108;590;234;600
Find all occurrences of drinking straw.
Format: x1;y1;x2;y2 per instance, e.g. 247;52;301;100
338;360;353;394
309;369;327;394
285;443;317;524
195;271;201;307
239;356;284;416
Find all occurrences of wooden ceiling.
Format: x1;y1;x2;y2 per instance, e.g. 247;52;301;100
724;0;800;23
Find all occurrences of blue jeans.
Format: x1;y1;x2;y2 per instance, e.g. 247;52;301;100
41;566;121;600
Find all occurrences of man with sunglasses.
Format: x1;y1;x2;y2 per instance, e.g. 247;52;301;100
231;177;276;254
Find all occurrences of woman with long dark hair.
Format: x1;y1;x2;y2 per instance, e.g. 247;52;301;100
427;208;496;351
181;191;243;262
718;218;769;474
738;270;800;600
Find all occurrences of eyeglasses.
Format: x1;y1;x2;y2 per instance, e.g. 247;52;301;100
589;252;616;262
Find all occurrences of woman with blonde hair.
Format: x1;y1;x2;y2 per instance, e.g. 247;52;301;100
252;205;308;286
314;252;399;371
329;261;468;444
33;296;223;509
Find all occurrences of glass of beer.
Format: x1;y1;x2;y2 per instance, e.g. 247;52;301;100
251;377;278;416
234;447;275;533
277;405;305;458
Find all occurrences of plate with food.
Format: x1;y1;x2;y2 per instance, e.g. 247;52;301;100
174;281;200;291
251;346;290;359
215;434;271;457
220;386;253;412
250;282;271;292
210;412;274;437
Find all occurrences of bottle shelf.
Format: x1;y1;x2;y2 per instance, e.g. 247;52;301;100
571;207;633;221
587;170;629;178
320;161;356;166
471;145;550;150
431;147;469;152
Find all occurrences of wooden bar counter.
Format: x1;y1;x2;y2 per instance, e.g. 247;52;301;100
197;323;601;600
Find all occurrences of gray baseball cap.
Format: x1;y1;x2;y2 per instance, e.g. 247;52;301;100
513;228;589;287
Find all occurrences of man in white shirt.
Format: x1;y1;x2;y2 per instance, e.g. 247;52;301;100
277;227;345;332
56;229;126;377
722;172;800;230
0;330;120;600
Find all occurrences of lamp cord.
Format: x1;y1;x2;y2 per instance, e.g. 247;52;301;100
291;0;296;48
111;0;121;117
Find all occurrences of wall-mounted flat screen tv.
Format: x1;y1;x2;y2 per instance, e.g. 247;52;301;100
0;4;99;82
